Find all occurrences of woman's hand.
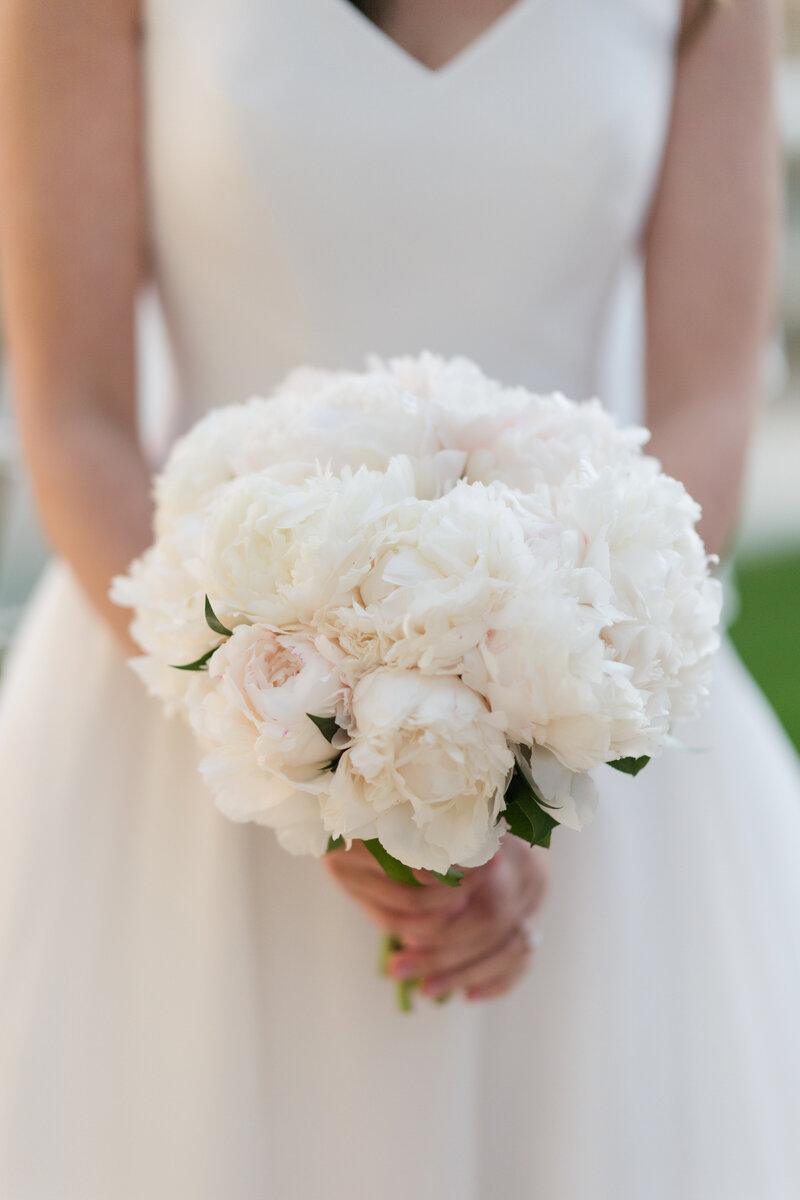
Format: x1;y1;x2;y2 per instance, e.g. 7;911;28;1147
324;836;548;1002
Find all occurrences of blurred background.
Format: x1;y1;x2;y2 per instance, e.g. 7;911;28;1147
0;16;799;752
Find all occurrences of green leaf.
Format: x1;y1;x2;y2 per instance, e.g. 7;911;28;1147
171;646;220;672
431;867;465;888
363;839;422;887
326;836;345;853
306;713;339;744
503;767;558;849
607;755;650;777
518;803;556;848
204;595;233;638
502;797;536;842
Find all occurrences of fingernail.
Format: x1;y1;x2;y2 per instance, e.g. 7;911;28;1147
422;977;449;998
388;958;417;981
404;935;430;951
466;988;494;1002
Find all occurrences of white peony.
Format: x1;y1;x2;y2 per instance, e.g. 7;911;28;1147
261;372;442;472
257;371;466;499
467;394;650;490
516;745;598;831
549;461;723;739
193;624;349;780
202;457;418;627
153;398;281;534
157;369;464;513
186;624;349;856
199;751;332;858
110;514;214;712
320;479;535;680
373;351;531;453
460;560;641;771
322;669;514;873
463;461;722;771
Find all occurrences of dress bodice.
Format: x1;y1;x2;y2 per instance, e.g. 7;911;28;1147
141;0;680;443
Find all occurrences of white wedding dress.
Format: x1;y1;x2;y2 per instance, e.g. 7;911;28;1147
2;1;800;1197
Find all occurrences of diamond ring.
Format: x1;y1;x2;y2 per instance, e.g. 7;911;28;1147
520;924;544;953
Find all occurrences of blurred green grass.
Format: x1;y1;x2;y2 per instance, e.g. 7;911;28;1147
729;549;800;751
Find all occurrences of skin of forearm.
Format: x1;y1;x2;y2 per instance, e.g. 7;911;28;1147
641;4;779;564
0;0;147;648
646;384;760;561
21;404;153;649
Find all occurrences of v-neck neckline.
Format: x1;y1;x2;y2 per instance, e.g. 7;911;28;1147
331;0;538;81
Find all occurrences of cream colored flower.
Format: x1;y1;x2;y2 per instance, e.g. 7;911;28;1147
322;669;514;873
110;514;213;713
153;399;282;534
186;624;350;855
464;461;722;770
467;394;649;490
373;351;531;453
202;458;418;627
321;480;533;679
553;461;723;737
262;372;442;472
517;745;598;831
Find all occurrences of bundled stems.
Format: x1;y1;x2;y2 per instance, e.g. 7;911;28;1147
380;934;419;1012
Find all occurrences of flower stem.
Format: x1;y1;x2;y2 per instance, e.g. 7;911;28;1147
396;976;417;1012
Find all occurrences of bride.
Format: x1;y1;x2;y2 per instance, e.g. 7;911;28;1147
0;0;798;1196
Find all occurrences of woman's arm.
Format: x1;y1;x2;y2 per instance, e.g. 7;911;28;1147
644;0;781;557
0;0;151;643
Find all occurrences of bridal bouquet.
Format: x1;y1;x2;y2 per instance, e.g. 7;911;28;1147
113;353;721;973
